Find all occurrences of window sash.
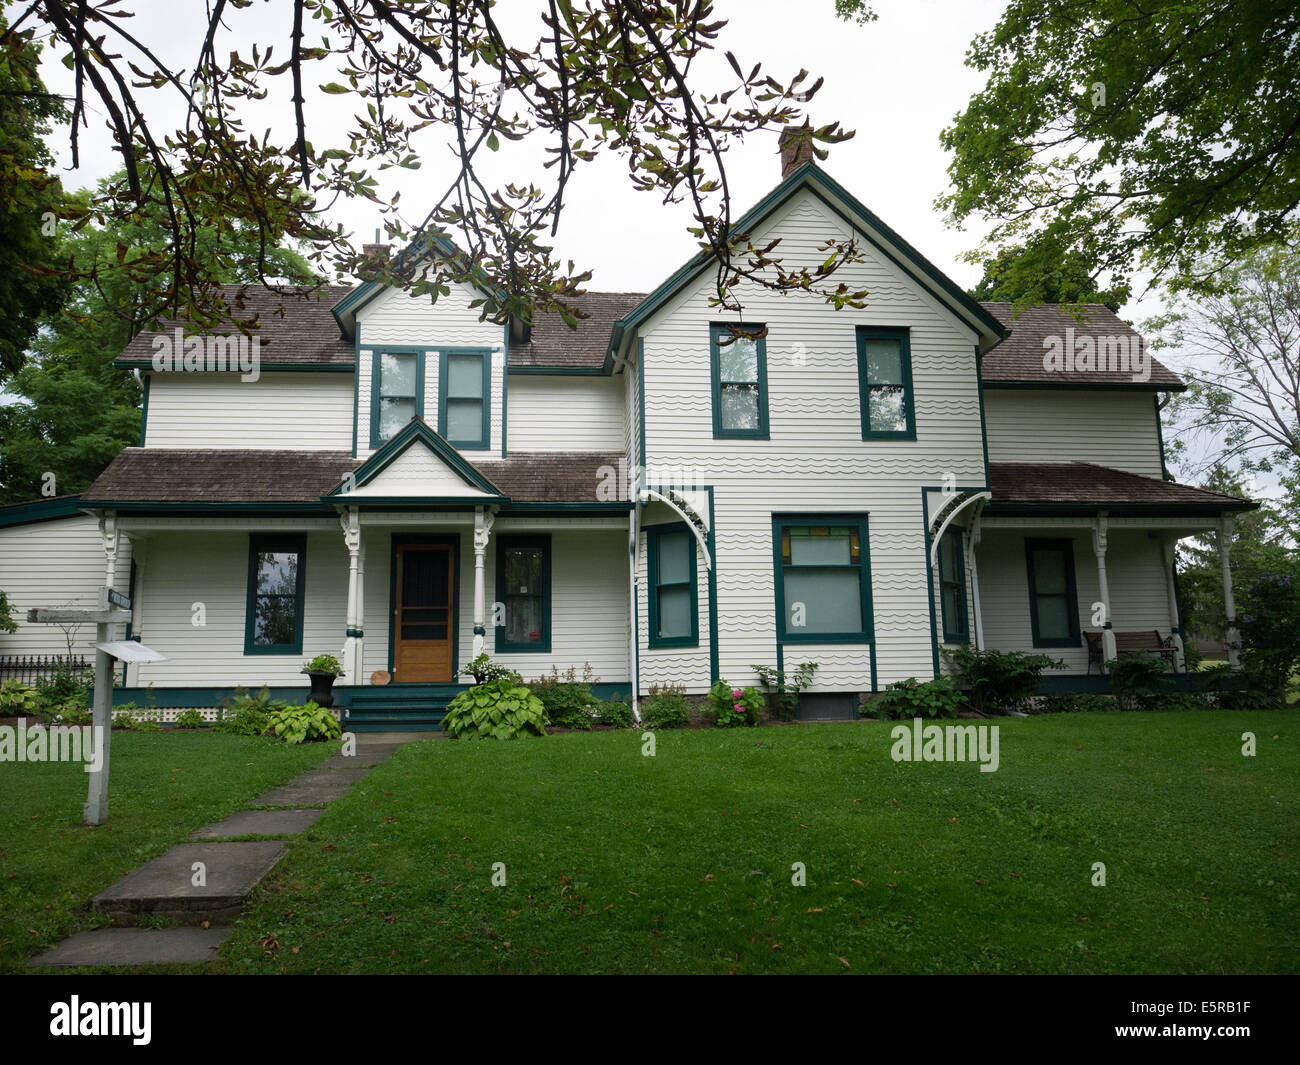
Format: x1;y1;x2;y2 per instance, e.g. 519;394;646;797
1026;539;1080;647
710;324;768;437
775;517;871;642
371;350;424;447
648;523;698;646
857;327;914;438
495;536;550;651
245;536;306;654
440;350;489;447
938;528;968;643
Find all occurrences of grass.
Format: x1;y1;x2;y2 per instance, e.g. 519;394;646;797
221;710;1299;974
0;730;335;972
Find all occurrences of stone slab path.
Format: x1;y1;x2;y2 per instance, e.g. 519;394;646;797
27;733;423;970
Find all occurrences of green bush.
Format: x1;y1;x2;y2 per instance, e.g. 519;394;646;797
33;667;91;720
1034;692;1117;714
705;679;764;727
594;699;634;728
174;708;206;729
1237;561;1300;703
112;703;163;731
443;680;547;740
750;661;819;721
1145;691;1216;712
943;646;1062;714
529;665;598;730
0;680;38;716
1105;652;1168;710
267;702;342;744
872;676;963;720
213;686;288;736
641;684;691;729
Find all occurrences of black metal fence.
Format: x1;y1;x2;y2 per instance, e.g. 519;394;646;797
0;654;91;687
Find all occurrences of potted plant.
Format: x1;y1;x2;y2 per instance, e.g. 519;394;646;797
302;653;345;708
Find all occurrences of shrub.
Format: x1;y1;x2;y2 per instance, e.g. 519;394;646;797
750;661;820;721
594;699;634;728
0;680;38;716
872;676;963;720
459;652;522;685
303;653;345;676
213;686;288;736
1105;652;1168;710
705;680;764;727
1034;692;1117;714
1196;661;1272;709
1237;562;1300;703
641;684;691;729
112;703;163;731
51;702;92;726
442;680;546;739
943;646;1063;714
34;667;91;719
267;702;342;744
529;664;598;730
174;708;206;729
1145;691;1215;712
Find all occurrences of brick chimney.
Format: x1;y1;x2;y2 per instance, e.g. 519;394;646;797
778;121;824;178
362;242;390;261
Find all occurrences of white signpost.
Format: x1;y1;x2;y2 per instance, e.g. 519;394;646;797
27;588;165;826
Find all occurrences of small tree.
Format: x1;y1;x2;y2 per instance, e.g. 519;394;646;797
0;589;18;635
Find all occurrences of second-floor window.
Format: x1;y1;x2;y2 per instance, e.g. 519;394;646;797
710;323;769;438
439;349;490;449
857;326;915;439
372;350;424;447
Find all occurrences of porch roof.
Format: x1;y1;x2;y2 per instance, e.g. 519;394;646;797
987;462;1256;515
81;447;625;509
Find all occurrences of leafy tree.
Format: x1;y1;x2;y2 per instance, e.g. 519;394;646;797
0;589;18;635
5;1;862;331
941;1;1300;300
969;240;1130;311
0;15;67;381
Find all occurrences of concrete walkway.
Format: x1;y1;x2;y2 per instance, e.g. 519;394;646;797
28;733;426;970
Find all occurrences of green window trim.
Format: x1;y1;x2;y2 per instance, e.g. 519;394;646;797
647;521;699;648
1025;537;1082;648
772;513;874;644
856;325;916;440
938;527;969;644
438;348;492;450
369;348;426;449
244;534;307;655
709;323;769;439
495;534;552;653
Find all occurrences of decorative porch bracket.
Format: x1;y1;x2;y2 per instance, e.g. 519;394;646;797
1092;513;1118;665
472;506;498;657
638;488;712;571
928;490;992;569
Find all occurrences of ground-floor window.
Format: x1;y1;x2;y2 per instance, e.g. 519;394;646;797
647;522;698;647
1025;537;1081;647
245;534;306;654
773;514;872;642
938;526;969;643
496;534;550;652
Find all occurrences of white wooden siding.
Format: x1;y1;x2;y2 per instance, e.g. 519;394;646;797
355;279;504;460
636;187;986;693
506;375;625;452
144;373;353;450
977;525;1176;673
0;514;133;661
984;390;1164;477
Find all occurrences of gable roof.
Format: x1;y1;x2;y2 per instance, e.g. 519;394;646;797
604;160;1010;367
325;419;505;501
988;462;1254;514
980;303;1184;390
114;284;355;371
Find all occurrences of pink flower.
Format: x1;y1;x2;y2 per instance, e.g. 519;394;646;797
732;688;743;698
734;703;744;712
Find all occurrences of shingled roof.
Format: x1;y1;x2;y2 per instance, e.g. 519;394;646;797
989;462;1253;512
979;303;1183;389
511;292;646;368
115;285;355;369
82;448;624;506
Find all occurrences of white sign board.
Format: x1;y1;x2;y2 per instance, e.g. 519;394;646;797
95;641;167;664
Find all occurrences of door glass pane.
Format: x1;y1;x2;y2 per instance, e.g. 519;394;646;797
402;550;448;607
1032;549;1067;594
864;339;902;384
867;385;906;432
790;532;850;566
379;396;415;440
657;531;690;585
657;586;691;638
446;398;482;441
380;352;416;396
720;384;759;430
785;569;862;633
718;337;758;382
1036;595;1071;639
447;354;482;397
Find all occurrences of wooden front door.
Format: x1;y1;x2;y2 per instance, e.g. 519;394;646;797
393;541;456;682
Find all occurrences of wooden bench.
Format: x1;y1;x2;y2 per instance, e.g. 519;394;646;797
1085;630;1178;674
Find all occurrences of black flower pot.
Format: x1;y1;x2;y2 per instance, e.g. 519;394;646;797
305;670;339;709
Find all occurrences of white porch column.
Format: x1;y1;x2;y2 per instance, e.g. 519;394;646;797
1160;537;1186;672
1219;515;1241;668
340;508;362;682
1093;513;1117;665
472;506;495;657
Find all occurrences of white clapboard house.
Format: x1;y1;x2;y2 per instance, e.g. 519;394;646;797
0;141;1254;728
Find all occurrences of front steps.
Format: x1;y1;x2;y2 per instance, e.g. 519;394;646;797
338;682;467;732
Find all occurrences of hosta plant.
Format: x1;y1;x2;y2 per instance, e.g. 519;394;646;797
443;680;547;740
267;702;342;744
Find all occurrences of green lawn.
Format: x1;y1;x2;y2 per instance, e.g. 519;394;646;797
222;711;1299;974
0;731;335;972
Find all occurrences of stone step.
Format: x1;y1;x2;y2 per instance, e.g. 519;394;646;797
92;841;287;926
28;926;230;969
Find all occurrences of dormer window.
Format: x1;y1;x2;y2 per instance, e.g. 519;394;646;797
439;349;490;449
371;349;425;446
